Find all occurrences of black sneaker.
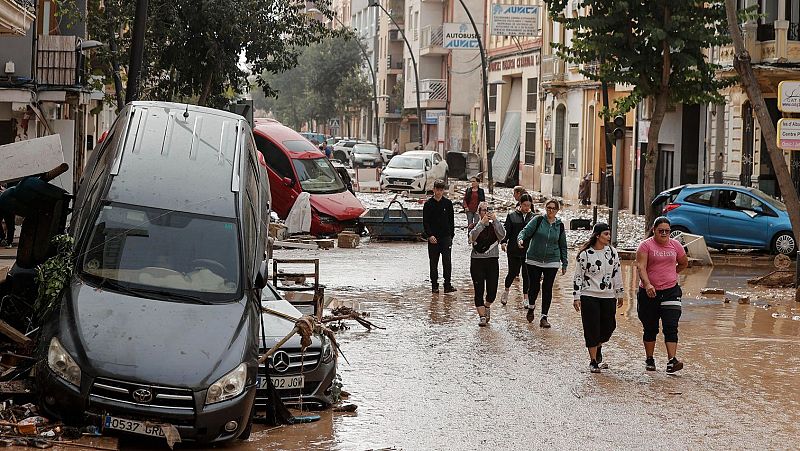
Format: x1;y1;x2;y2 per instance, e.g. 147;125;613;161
666;357;684;374
526;308;535;323
589;360;601;373
597;346;608;369
432;286;439;294
645;357;656;371
539;316;551;328
443;285;457;293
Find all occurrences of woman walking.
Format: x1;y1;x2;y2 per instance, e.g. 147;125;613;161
517;199;568;327
572;223;624;373
636;216;689;373
469;202;506;326
462;177;485;226
500;193;534;305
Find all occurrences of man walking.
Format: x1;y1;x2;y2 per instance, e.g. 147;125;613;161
423;179;456;294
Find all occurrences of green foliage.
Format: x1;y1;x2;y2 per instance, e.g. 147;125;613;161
544;0;736;116
257;33;373;128
87;0;341;108
34;235;74;324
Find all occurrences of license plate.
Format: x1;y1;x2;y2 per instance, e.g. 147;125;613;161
258;376;304;389
104;415;166;438
395;180;409;185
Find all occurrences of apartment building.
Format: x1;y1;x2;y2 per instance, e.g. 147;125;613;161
709;0;800;199
376;0;405;148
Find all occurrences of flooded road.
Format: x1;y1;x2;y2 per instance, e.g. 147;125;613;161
116;231;799;450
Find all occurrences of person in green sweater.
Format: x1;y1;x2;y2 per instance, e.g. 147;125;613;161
516;199;568;327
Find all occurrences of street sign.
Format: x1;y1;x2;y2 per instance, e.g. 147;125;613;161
443;23;480;50
778;80;800;112
777;118;800;150
329;119;340;129
490;4;539;37
425;109;447;125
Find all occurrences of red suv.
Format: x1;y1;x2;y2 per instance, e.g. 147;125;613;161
252;120;364;235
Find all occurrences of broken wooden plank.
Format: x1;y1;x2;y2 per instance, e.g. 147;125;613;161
273;240;318;250
0;320;31;345
314;239;335;249
701;287;725;295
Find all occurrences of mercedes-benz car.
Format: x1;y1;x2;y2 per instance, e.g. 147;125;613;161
256;284;337;410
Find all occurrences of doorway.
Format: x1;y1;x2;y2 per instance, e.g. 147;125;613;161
553;104;566;196
740;102;754;186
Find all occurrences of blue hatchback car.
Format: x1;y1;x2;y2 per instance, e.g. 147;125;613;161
652;184;796;255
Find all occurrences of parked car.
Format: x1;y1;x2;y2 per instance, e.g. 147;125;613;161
300;132;327;145
332;140;361;164
256;284;337;409
380;151;448;193
350;143;383;168
652;184;796;255
380;148;393;164
253;121;365;235
36;102;270;444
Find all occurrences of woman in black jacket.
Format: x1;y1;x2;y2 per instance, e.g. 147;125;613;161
500;193;534;305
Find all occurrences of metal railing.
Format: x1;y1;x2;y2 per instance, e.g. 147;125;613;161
541;55;565;82
420;25;443;48
420;78;447;102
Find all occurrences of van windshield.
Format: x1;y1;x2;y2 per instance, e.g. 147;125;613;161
79;203;241;303
292;158;346;194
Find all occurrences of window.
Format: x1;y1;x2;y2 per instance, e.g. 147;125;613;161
292;158;346;194
254;134;294;180
526;78;538;112
718;190;764;212
525;123;536;164
489;84;497;112
488;122;496;148
685;190;713;206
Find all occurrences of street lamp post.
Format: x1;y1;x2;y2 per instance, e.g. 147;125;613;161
368;0;423;147
308;8;380;147
456;0;492;193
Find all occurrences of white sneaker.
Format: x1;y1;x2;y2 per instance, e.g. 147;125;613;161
500;290;509;305
478;316;488;327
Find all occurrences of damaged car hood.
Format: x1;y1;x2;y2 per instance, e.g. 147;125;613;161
59;280;255;388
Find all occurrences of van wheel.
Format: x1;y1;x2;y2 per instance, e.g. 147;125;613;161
771;231;797;256
334;151;347;163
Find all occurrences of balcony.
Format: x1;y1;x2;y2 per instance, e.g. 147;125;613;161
419;78;446;109
36;35;80;87
540;55;565;86
379;98;402;119
420;25;447;56
388;29;404;41
0;0;34;35
386;55;403;75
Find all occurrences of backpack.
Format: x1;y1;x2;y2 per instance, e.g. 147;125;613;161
473;224;498;253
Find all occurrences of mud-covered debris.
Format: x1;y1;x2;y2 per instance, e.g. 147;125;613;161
701;288;725;295
747;270;796;288
333;404;358;412
725;292;750;304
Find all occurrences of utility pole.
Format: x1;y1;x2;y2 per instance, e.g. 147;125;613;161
125;0;148;104
611;115;625;246
456;0;492;193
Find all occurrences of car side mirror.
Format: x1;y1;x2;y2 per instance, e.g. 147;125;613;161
282;177;294;187
425;161;432;170
254;260;268;289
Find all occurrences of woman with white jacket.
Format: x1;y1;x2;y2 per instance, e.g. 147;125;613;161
572;223;624;373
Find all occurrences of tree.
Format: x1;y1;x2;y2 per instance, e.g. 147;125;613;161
544;0;735;232
335;68;373;124
723;0;800;302
86;0;341;108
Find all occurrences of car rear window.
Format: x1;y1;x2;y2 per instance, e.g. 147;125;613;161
685;190;713;206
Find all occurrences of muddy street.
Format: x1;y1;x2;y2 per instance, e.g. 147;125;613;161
209;233;800;450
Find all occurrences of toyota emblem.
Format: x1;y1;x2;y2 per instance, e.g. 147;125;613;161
271;351;291;373
132;388;154;403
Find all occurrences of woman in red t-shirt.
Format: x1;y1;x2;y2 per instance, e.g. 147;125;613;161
635;216;689;374
462;177;485;226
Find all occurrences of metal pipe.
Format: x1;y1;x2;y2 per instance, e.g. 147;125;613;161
371;1;423;146
611;134;623;246
456;0;493;193
125;0;148;104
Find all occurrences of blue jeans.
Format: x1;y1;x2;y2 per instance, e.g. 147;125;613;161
466;211;478;226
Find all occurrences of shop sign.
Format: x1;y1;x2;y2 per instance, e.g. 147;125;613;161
491;4;539;37
777;118;800;150
443;23;480;50
778;80;800;112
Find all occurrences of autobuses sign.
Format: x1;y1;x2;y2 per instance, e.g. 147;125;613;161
491;4;539;37
443;23;480;50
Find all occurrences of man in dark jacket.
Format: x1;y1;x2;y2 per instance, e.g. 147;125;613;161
423;179;456;294
500;193;534;305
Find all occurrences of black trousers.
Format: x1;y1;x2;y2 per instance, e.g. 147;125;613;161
579;296;617;348
526;264;558;315
428;238;452;288
470;257;499;307
637;285;682;342
504;254;529;294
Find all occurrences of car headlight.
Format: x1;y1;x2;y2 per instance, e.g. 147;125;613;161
322;337;335;364
415;173;425;179
47;337;81;387
205;363;247;405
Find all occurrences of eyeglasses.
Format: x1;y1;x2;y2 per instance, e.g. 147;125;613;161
656;229;671;235
546;207;558;211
